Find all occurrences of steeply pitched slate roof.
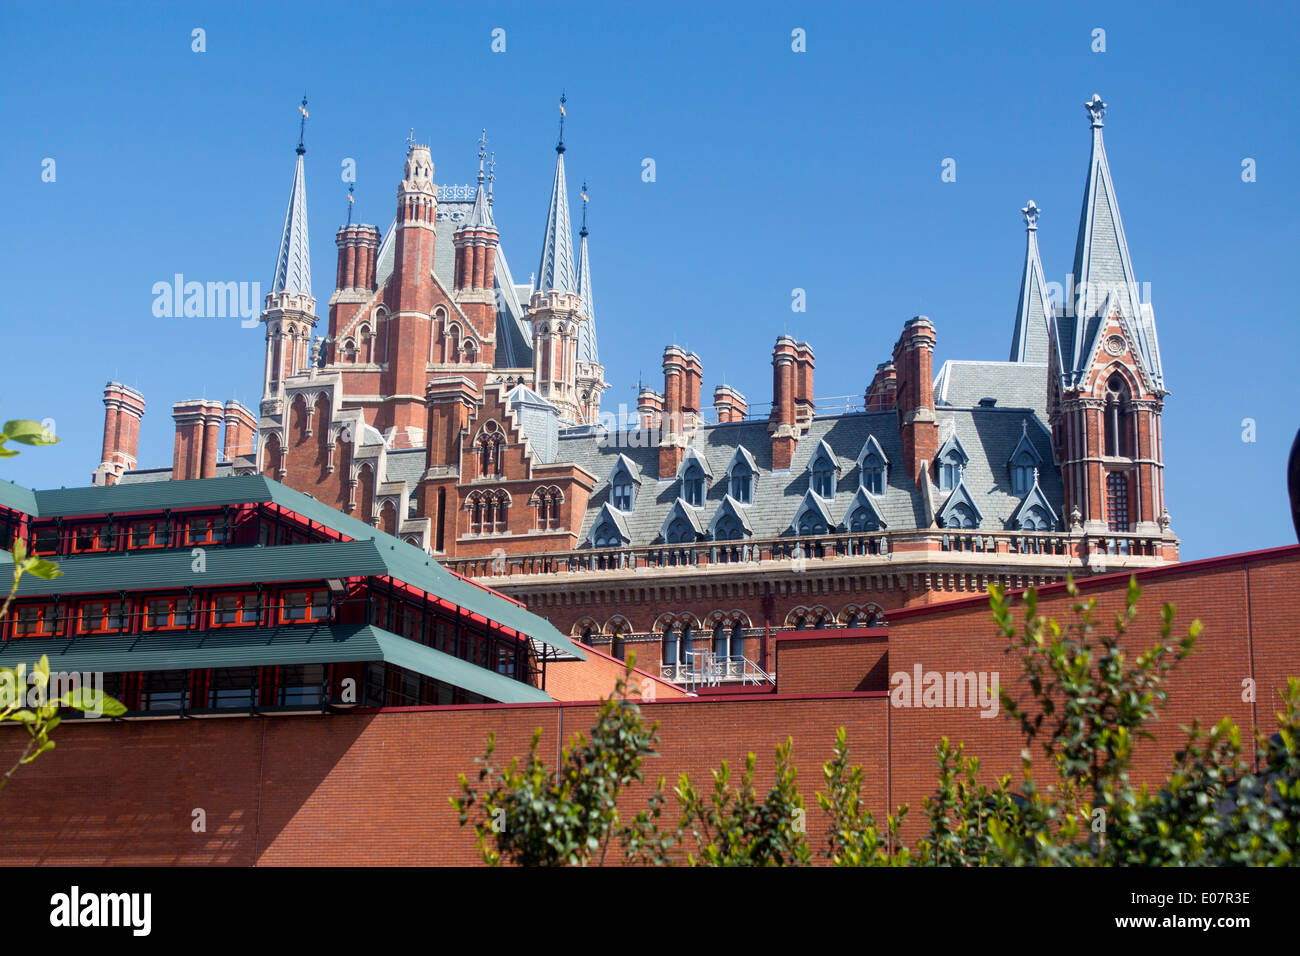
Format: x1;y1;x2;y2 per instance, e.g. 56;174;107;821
536;150;576;294
1067;102;1164;391
575;230;598;365
562;407;1063;545
1010;209;1054;365
272;152;312;297
934;360;1050;423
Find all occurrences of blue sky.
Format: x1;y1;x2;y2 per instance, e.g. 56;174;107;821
2;1;1297;559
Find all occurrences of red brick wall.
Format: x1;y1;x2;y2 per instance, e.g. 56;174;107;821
0;546;1294;865
546;641;687;702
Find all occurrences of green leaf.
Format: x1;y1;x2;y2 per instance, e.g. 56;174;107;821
2;420;58;446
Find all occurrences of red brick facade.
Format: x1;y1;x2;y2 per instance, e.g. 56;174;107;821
2;544;1293;865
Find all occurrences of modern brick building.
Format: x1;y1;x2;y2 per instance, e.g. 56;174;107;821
91;94;1180;687
0;475;598;712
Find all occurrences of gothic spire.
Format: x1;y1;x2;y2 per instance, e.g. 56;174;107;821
272;97;312;297
1066;94;1164;390
466;128;494;228
536;95;577;294
575;181;598;363
1009;200;1052;364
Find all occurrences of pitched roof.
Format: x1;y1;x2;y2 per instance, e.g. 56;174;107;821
271;151;312;297
934;360;1049;423
536;149;576;294
1066;95;1164;391
1009;201;1053;364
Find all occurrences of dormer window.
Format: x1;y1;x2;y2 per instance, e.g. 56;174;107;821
1011;452;1036;494
725;446;757;504
665;515;695;544
808;442;838;499
592;521;622;548
935;434;969;492
856;436;889;497
682;461;705;507
715;514;744;541
862;461;884;495
612;479;633;511
731;469;752;504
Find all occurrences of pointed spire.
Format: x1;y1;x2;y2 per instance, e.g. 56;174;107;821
487;151;496;206
536;96;577;293
1009;200;1053;363
576;181;598;363
1067;94;1163;390
466;128;494;228
272;98;312;297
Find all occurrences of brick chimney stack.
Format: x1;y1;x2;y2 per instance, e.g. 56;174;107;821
768;335;799;469
892;316;938;487
793;341;815;427
638;387;664;430
659;345;687;478
93;382;145;486
222;400;258;462
713;385;747;423
682;351;703;431
864;361;898;411
172;400;225;481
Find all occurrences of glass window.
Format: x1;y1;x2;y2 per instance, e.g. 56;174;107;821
72;524;112;553
278;664;325;706
214;593;261;627
730;470;752;504
145;597;194;631
612;481;633;511
15;604;55;637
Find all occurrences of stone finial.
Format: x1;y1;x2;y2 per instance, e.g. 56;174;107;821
1158;509;1172;531
1086;93;1106;128
1070;505;1083;531
1022;200;1040;231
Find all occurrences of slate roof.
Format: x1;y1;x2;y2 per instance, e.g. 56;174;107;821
271;151;312;297
562;407;1064;547
934;360;1050;423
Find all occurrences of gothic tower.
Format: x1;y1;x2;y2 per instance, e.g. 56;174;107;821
1051;95;1172;547
450;132;500;367
260;98;316;424
573;183;608;423
528;96;591;423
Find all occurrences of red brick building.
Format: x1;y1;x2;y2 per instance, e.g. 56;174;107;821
92;94;1180;688
1;544;1294;865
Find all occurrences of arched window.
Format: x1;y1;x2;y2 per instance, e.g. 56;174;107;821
848;504;878;533
714;514;743;541
449;325;462;364
797;510;827;536
476;423;505;479
730;463;753;503
811;460;835;498
1106;472;1130;532
944;503;978;529
1104;374;1134;457
939;452;962;491
665;516;694;544
359;325;373;364
492;491;509;533
712;623;728;659
610;624;626;661
1020;504;1052;531
464;340;478;364
862;461;885;496
661;623;678;667
343;339;357;363
612;478;633;511
681;461;705;507
1011;451;1036;494
729;621;744;660
592;521;621;548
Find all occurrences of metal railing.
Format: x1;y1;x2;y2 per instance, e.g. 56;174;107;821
445;528;1170;580
668;650;774;692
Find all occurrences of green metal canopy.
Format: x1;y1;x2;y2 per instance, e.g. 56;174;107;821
0;623;551;704
0;474;585;661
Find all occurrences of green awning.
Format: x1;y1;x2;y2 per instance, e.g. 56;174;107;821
0;623;550;704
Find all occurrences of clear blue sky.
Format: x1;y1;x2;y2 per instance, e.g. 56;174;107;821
3;1;1297;559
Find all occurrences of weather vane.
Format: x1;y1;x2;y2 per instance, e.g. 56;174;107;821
296;95;309;155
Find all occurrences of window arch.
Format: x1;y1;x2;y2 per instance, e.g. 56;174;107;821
448;324;462;364
591;520;621;548
943;502;979;529
811;457;835;498
531;485;564;531
342;338;357;363
1011;450;1037;494
1104;373;1134;457
475;421;505;479
714;513;744;541
359;325;373;364
797;509;827;536
665;515;695;544
612;476;634;511
847;504;879;533
730;461;753;503
681;460;705;507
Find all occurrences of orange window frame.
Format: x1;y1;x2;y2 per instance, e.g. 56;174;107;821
129;519;170;549
143;596;195;631
70;523;114;554
77;599;127;635
13;603;56;638
280;590;330;624
30;524;60;556
185;516;228;546
213;593;262;628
